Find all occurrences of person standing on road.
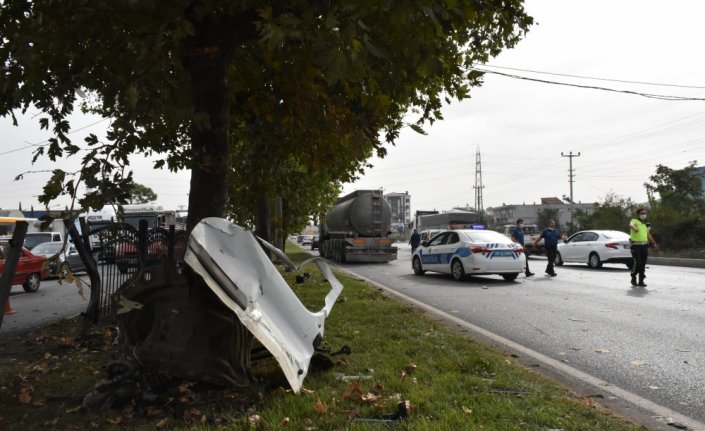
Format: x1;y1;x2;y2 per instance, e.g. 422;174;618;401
629;208;658;287
409;229;421;254
534;219;562;277
511;219;534;277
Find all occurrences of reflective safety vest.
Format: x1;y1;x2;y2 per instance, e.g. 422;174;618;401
629;218;649;243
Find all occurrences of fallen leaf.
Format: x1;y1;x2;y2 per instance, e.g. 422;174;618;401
462;406;473;414
106;416;123;425
146;406;163;417
361;393;381;402
18;387;32;404
155;418;169;429
248;414;261;425
342;382;362;400
315;398;328;414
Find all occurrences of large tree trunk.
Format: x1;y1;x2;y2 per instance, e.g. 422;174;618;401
255;193;271;242
184;49;230;232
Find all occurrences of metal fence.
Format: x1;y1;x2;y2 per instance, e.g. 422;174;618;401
87;220;187;317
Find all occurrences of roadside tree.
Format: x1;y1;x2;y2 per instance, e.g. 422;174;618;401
645;161;705;251
575;193;637;231
129;183;158;205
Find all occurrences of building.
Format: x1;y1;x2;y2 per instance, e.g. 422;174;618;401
384;191;411;234
487;197;596;228
0;209;26;235
696;166;705;197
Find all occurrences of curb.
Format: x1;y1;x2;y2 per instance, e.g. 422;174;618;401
648;257;705;268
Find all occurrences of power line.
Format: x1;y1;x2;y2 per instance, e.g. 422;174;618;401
0;117;110;156
471;67;705;101
481;64;705;90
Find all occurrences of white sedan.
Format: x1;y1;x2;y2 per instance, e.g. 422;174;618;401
412;229;524;281
555;230;632;269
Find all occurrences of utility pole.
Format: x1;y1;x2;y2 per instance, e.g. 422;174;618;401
473;147;485;213
561;151;580;230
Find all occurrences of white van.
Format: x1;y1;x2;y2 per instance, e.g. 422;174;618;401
23;232;64;250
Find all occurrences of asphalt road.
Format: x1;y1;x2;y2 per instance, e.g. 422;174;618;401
1;275;90;341
331;243;705;429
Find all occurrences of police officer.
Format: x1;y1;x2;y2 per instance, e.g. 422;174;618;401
629;208;658;287
533;219;562;277
511;218;534;277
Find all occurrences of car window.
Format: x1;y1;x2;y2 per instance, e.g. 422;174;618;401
583;232;599;241
568;233;585;242
429;233;448;246
447;232;460;244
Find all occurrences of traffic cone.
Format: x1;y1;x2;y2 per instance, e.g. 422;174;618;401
3;297;15;315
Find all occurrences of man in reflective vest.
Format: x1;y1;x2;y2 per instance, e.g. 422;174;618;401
629;208;658;287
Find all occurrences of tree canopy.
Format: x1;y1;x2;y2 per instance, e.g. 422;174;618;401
129;183;158;205
1;1;533;231
575;193;637;232
645;161;705;250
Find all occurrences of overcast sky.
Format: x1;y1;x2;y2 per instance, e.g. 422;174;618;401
2;0;705;214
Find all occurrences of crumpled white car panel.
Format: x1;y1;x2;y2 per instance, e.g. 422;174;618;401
184;217;343;392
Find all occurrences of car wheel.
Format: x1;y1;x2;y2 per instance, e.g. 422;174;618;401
554;252;564;266
502;273;519;281
588;252;603;269
22;273;41;293
412;256;425;275
451;259;465;281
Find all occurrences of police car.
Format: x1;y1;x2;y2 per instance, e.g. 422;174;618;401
412;229;524;281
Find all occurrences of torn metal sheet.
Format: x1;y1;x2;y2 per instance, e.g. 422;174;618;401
184;217;344;393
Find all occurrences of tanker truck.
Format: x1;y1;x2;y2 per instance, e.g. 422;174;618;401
319;190;398;263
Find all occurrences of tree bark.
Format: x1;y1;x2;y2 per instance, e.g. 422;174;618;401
255;193;270;242
184;49;230;232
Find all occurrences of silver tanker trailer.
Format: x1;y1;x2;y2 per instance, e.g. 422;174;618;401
319;190;398;263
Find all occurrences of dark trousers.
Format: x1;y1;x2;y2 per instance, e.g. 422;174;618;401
524;251;531;273
544;247;557;274
631;244;649;279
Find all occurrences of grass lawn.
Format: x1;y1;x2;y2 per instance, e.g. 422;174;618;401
0;243;646;430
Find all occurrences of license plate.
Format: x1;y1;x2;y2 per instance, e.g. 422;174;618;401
493;251;512;257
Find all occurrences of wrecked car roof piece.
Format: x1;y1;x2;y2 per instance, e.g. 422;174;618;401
184;217;344;392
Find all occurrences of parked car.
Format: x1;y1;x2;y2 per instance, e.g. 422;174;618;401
114;239;169;273
301;235;314;246
310;235;320;250
21;232;64;250
0;242;49;292
412;229;524;281
555;230;632;269
30;241;87;275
